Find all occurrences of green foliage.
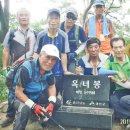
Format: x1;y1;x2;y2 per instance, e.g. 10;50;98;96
125;37;130;45
9;14;45;32
0;44;8;101
0;80;8;101
9;14;19;30
0;44;3;66
30;19;47;32
128;8;130;14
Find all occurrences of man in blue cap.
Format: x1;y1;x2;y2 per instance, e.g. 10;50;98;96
85;0;115;55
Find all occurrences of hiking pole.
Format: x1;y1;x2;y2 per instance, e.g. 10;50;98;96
43;111;66;130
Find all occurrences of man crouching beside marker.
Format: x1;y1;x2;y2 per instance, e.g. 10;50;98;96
13;44;61;130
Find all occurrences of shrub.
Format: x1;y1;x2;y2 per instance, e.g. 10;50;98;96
0;44;8;101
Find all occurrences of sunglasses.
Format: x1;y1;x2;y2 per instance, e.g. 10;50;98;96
95;5;104;8
66;13;77;20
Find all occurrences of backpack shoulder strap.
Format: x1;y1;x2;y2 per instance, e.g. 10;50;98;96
20;58;35;82
74;25;80;47
9;29;17;41
33;30;38;39
8;29;17;47
29;59;35;81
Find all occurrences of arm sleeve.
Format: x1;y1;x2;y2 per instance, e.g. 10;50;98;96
46;74;55;86
75;43;86;55
63;32;70;53
16;66;30;88
79;26;87;43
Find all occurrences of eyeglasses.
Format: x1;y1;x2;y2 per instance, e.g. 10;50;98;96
66;13;77;20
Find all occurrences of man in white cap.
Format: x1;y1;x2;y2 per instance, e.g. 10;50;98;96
60;7;87;73
85;0;115;55
13;44;61;130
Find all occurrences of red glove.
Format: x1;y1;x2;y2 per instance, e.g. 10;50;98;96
32;104;43;115
46;102;55;114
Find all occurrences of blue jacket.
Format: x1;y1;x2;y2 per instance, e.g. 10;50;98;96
14;59;53;101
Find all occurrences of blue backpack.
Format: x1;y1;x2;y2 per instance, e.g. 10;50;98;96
5;58;35;90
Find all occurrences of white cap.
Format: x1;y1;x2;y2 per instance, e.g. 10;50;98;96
66;7;78;19
40;44;60;60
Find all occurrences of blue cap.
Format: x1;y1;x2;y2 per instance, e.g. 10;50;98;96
93;0;105;6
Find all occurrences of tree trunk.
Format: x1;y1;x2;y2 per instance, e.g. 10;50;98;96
0;0;9;43
82;0;94;28
4;0;10;30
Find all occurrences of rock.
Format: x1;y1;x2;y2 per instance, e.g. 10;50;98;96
0;101;8;113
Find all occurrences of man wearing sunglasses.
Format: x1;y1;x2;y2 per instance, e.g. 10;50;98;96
85;0;115;55
60;7;87;73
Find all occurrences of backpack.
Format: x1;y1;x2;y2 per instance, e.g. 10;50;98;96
5;58;35;90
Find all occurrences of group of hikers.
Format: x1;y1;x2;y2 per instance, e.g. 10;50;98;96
0;0;130;130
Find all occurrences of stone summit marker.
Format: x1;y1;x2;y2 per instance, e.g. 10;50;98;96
53;75;114;130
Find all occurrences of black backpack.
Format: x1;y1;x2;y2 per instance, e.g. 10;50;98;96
5;58;35;90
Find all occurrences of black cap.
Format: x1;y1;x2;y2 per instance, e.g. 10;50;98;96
86;37;101;48
47;8;60;17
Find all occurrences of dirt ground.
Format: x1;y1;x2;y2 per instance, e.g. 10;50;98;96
0;102;126;130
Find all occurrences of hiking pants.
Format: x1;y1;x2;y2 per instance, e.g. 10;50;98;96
13;90;61;130
110;89;130;119
6;90;15;118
